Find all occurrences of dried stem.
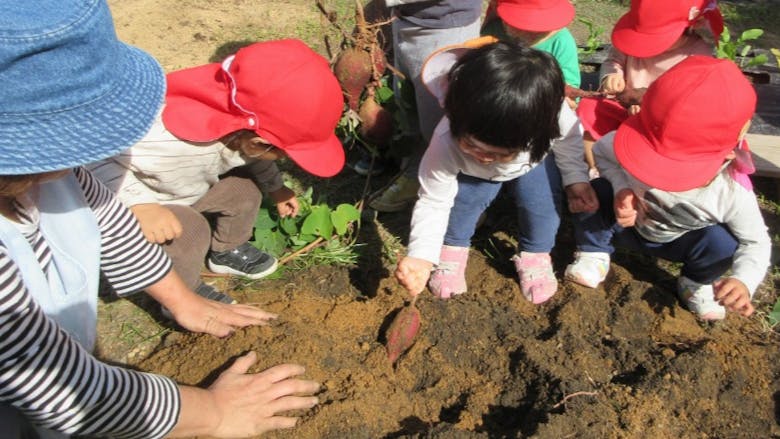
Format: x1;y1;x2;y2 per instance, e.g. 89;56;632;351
551;391;598;409
279;237;326;265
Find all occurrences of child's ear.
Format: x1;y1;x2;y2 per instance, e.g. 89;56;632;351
250;136;273;147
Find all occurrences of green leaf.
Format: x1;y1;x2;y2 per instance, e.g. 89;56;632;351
747;54;768;67
331;204;360;235
252;229;286;257
301;204;334;238
279;216;299;235
740;44;752;58
254;207;276;229
740;29;764;42
375;85;394;103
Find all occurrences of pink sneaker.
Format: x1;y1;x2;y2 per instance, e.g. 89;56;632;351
428;245;469;299
511;252;558;304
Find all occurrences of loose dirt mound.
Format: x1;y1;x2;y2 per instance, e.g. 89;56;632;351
139;250;780;438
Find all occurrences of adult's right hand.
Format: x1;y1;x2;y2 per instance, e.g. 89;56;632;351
395;256;433;297
130;203;183;244
172;352;320;437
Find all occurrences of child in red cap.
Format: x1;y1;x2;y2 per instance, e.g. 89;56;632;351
90;39;345;303
482;0;581;92
395;38;596;304
565;56;770;321
576;0;724;177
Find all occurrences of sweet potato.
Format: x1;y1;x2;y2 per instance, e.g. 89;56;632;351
358;92;393;145
334;47;373;111
385;303;421;364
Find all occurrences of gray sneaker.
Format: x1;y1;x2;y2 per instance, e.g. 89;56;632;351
207;242;278;279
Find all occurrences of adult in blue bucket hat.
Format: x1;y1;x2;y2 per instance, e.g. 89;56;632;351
0;0;319;437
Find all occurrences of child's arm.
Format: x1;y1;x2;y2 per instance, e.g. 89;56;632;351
599;46;627;94
551;104;598;212
592;132;631;193
718;183;773;302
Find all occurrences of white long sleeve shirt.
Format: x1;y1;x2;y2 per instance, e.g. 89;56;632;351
407;103;589;263
594;132;771;294
86;114;285;207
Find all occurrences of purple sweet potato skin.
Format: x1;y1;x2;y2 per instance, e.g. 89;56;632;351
385;304;421;364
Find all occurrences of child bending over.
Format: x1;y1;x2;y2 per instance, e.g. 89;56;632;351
90;39;345;303
576;0;723;177
482;0;581;92
565;56;770;320
395;38;596;304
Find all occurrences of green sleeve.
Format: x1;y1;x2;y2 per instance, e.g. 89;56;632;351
534;28;581;88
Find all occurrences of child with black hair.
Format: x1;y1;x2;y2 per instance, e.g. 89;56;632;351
395;38;597;304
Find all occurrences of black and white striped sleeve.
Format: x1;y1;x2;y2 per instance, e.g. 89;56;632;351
0;249;181;438
74;167;172;296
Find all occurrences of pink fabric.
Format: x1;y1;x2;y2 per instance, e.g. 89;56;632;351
512;252;557;304
429;245;469;299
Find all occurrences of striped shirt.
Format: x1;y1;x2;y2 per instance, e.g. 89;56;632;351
0;167;180;438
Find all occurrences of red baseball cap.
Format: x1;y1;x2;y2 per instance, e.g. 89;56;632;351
496;0;575;32
612;0;724;58
162;39;345;177
614;56;756;192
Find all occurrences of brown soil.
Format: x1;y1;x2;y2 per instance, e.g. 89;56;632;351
102;1;780;437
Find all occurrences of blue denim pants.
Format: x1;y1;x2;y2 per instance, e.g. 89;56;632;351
573;178;738;283
443;154;563;253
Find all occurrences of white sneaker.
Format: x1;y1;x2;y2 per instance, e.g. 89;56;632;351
564;251;610;288
677;276;726;321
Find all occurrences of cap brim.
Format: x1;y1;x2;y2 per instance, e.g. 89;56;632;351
283;133;345;178
611;13;685;58
162;64;248;142
614;115;724;192
421;36;499;108
496;2;575;32
0;44;165;174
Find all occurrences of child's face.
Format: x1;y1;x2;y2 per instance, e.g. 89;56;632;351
503;23;553;46
457;136;520;165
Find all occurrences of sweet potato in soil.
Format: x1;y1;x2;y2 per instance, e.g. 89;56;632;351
130;237;780;438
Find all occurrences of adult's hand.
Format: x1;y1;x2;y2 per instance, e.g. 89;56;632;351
172;353;320;437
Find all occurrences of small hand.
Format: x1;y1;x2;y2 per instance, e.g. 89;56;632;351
713;278;754;317
395;256;433;297
613;188;637;227
208;353;320;437
270;187;300;218
565;182;599;213
601;73;626;95
167;293;278;337
130;203;183;244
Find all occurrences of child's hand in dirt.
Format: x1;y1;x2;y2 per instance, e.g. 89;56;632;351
176;353;320;437
613;188;638;227
130;203;182;244
270;186;300;218
713;278;755;317
601;73;626;95
396;256;434;297
565;182;599;213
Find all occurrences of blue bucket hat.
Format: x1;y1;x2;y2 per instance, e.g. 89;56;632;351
0;0;165;175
